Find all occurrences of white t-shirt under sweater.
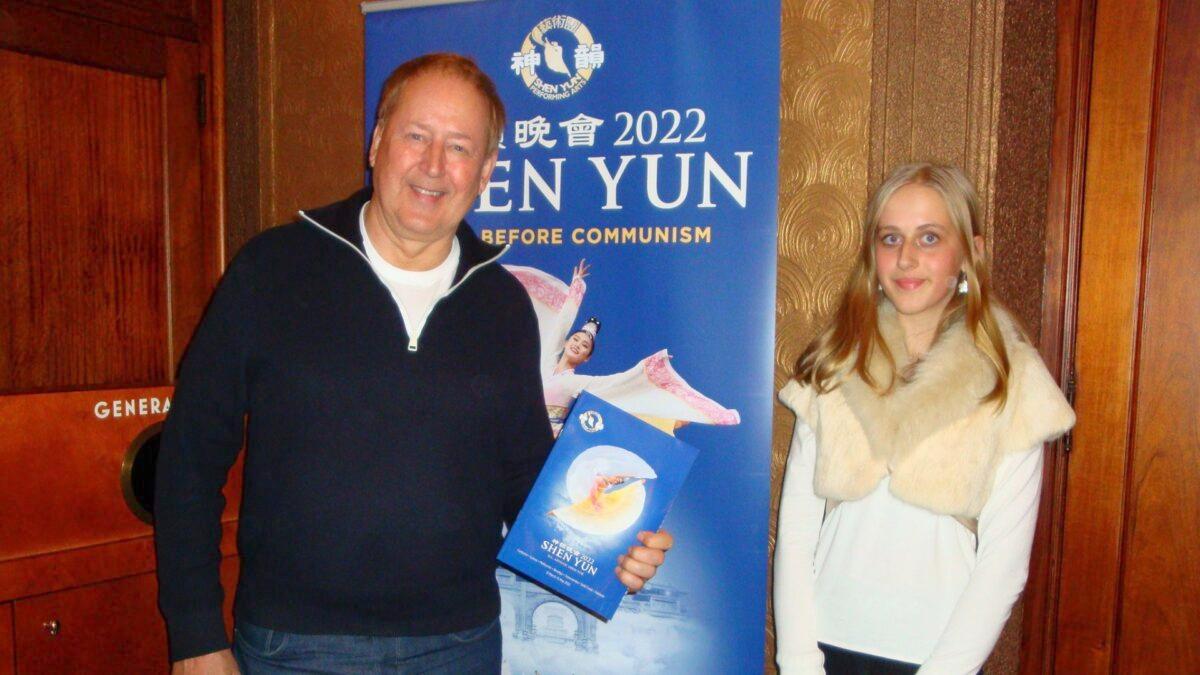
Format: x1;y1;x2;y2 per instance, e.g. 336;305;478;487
774;420;1043;675
359;206;459;344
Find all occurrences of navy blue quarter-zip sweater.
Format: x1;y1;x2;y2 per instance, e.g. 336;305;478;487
154;188;554;661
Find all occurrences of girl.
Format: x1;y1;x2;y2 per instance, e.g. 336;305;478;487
774;163;1074;674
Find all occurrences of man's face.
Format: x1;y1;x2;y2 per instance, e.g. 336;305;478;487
367;71;497;254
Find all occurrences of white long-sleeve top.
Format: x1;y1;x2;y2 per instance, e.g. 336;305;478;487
774;420;1043;674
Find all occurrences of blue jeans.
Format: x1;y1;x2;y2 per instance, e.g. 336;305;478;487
233;618;500;674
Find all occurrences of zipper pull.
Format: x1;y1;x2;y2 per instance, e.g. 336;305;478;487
407;338;418;353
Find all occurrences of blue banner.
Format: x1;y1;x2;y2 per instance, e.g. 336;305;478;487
365;2;779;672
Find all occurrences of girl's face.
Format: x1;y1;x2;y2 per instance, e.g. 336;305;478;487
562;331;594;367
874;183;973;337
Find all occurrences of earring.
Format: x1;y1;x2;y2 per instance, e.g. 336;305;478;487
957;274;969;294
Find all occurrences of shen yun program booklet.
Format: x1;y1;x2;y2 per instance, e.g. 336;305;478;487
498;391;699;620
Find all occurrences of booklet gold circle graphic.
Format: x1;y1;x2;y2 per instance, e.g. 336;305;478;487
551;445;657;535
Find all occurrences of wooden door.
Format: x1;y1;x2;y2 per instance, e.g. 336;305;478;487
11;559;238;675
0;4;219;387
0;604;12;675
1029;0;1200;671
0;0;231;670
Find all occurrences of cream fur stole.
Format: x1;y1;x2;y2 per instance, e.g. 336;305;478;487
780;304;1076;520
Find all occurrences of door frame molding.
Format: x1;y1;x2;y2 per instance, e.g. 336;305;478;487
1023;0;1176;671
1020;0;1094;671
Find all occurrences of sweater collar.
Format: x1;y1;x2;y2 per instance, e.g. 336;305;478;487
299;186;507;284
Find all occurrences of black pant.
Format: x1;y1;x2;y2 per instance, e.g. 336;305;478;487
818;643;920;675
818;643;985;675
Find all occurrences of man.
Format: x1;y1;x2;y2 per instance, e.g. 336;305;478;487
155;53;672;674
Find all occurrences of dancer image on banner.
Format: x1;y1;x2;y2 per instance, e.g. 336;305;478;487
497;260;736;673
504;260;741;437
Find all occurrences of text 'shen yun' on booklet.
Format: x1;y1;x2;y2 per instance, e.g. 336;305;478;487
498;391;699;620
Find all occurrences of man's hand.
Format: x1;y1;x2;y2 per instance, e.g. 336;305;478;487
616;529;673;593
172;649;240;675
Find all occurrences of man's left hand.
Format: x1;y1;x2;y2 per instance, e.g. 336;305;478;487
616;529;673;593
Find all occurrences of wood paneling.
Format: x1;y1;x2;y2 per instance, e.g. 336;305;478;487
224;0;364;252
0;2;167;77
1113;0;1200;669
1;13;218;394
0;387;241;600
0;523;238;603
0;52;32;394
14;572;169;673
0;389;172;562
15;0;200;41
1051;0;1164;672
1021;0;1094;671
0;603;12;675
0;49;168;393
165;37;222;365
0;0;227;667
11;558;237;674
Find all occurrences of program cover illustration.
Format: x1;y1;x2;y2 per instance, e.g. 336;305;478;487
498;392;699;620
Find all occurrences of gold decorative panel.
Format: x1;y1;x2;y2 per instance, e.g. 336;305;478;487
776;1;874;383
769;0;874;669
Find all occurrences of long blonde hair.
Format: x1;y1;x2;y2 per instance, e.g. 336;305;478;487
794;163;1012;406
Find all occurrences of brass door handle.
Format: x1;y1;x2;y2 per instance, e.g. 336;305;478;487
43;619;60;636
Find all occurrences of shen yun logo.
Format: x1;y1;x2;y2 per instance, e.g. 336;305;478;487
578;409;604;433
510;15;604;100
